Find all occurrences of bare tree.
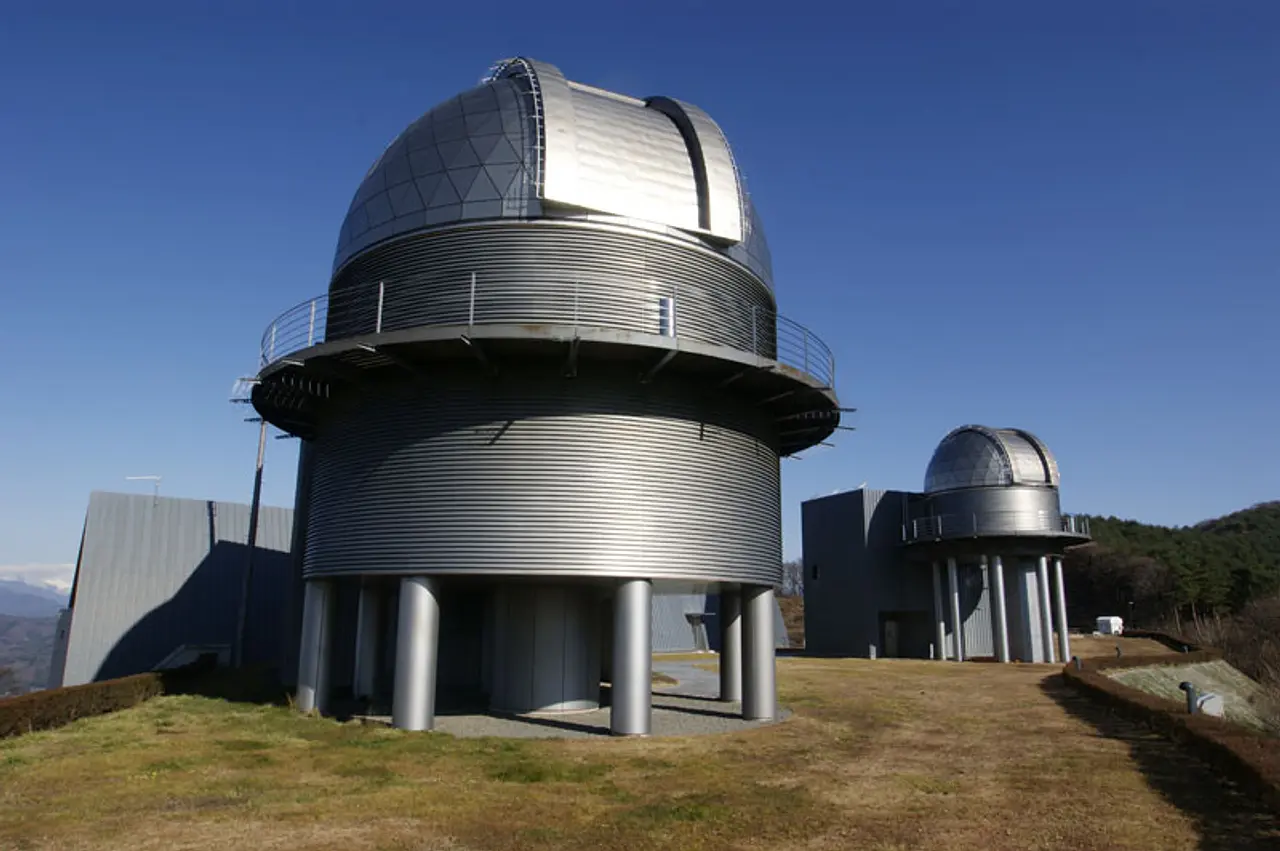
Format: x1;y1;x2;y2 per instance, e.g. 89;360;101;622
779;559;804;597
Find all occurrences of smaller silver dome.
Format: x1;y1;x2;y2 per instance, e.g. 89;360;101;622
924;426;1060;494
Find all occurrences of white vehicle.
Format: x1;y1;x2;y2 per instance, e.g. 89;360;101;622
1095;615;1124;636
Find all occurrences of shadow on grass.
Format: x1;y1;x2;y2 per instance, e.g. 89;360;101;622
323;682;754;737
161;663;292;707
1039;673;1280;851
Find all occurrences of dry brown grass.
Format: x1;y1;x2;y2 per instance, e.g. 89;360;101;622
778;595;805;648
2;659;1277;850
1069;634;1173;659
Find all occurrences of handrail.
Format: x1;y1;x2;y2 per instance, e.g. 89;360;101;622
902;512;1091;543
257;275;836;389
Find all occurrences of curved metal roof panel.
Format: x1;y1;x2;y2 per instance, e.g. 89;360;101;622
332;57;772;286
924;425;1061;493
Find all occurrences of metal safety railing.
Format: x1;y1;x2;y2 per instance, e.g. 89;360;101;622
258;274;836;388
902;511;1091;544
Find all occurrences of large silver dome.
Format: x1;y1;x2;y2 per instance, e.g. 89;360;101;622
333;57;772;285
924;426;1060;494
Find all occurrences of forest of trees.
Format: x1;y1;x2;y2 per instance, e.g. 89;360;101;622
1063;501;1280;629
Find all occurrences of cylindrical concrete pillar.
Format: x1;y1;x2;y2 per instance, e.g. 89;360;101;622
930;561;947;661
742;584;777;720
392;576;440;731
611;579;652;736
352;581;382;699
946;556;964;662
1053;556;1071;662
1037;556;1056;664
295;578;333;714
989;555;1010;663
719;587;742;702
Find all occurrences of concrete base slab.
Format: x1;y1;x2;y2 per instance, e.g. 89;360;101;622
353;691;787;738
349;659;786;738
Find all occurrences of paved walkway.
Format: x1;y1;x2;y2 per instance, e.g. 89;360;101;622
652;657;722;697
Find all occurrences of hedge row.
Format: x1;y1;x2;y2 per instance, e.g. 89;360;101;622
1122;628;1204;653
1063;653;1280;811
0;673;164;739
1077;648;1221;674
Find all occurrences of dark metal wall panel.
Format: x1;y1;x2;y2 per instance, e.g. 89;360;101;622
327;222;777;358
801;490;872;656
304;373;781;586
802;488;936;658
58;492;293;687
652;592;706;652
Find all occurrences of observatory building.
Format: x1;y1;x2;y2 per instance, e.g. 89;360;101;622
250;58;839;733
802;426;1089;663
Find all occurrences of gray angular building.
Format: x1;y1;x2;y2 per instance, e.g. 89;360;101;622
802;426;1088;663
48;491;296;689
48;492;787;691
251;58;837;733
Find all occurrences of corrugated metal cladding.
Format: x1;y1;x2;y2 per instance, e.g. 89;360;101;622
951;561;995;659
304;372;782;585
326;222;777;356
56;492;293;687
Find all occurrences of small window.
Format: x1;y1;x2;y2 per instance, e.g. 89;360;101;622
811;563;820;581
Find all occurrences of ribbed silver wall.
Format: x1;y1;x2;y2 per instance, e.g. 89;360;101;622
326;221;778;358
303;372;782;585
924;486;1062;537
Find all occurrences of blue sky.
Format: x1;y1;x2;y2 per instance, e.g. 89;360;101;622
1;1;1276;580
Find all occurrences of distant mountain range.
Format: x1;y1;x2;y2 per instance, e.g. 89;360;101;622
0;579;68;619
0;613;58;695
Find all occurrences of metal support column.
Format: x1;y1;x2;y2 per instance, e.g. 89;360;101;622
719;587;742;702
1053;556;1071;662
931;561;947;660
233;416;268;668
295;579;333;714
352;580;382;700
393;576;440;731
946;557;964;662
611;578;652;736
742;584;777;720
1037;556;1056;664
989;555;1010;663
281;441;315;689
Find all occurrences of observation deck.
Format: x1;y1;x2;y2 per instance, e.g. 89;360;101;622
252;263;840;456
902;512;1091;545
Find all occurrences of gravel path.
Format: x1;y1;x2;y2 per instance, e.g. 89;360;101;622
356;658;785;738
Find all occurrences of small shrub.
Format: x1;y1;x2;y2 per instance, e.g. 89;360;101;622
0;673;163;738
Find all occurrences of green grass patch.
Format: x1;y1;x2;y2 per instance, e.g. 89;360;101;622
618;794;730;826
214;738;271;751
899;773;961;795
